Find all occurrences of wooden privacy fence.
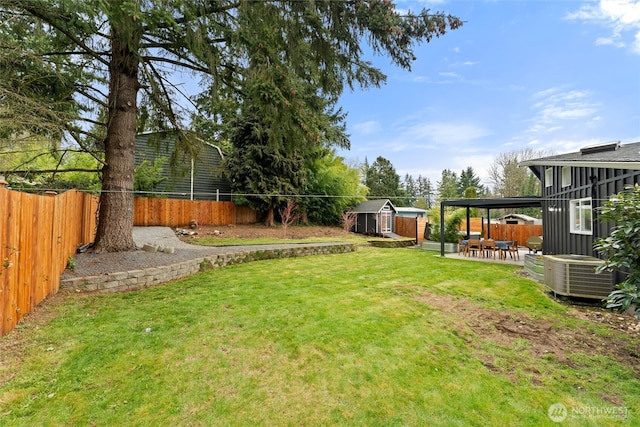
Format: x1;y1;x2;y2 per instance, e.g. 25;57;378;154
0;192;258;337
483;223;543;245
395;216;542;247
133;198;257;226
395;217;429;244
465;217;542;245
0;187;98;337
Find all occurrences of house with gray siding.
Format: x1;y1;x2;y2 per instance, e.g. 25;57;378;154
135;131;231;201
520;141;640;256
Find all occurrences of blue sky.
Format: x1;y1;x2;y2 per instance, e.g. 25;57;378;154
336;0;640;189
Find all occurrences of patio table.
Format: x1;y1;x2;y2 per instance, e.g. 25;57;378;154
494;241;512;260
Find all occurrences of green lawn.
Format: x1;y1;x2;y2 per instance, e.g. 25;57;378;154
1;247;638;426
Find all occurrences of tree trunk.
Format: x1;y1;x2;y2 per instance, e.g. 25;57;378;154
93;16;140;253
265;207;275;227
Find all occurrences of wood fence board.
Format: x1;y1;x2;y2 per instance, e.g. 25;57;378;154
1;192;256;337
133;198;247;227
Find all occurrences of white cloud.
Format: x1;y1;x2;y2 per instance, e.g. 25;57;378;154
526;88;600;134
352;120;382;135
567;0;640;54
595;36;626;47
398;121;492;146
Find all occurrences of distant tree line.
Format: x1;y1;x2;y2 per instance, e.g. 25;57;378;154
361;147;543;218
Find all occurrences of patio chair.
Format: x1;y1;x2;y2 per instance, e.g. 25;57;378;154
506;240;520;260
466;239;481;257
481;239;499;259
458;238;467;256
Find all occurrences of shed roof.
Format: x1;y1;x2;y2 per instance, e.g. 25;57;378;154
352;199;397;214
497;213;538;222
396;207;427;214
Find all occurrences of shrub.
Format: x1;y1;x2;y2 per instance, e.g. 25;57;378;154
594;184;640;319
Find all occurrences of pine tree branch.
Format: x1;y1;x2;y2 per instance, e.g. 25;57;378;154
18;3;110;68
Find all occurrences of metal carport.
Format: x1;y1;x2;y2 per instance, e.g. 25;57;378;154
439;197;542;256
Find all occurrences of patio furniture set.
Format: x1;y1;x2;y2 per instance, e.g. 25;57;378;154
458;238;520;261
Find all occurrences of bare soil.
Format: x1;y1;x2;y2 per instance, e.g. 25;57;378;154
417;291;640;385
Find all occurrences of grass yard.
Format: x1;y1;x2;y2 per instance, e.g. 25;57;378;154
1;246;638;426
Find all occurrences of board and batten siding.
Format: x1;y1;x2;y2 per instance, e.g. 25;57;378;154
135;132;232;201
540;165;640;256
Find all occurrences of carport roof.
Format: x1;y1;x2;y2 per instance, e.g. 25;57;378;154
441;197;542;209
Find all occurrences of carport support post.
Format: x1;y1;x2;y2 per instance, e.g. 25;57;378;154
466;208;471;238
440;201;445;257
486;208;491;239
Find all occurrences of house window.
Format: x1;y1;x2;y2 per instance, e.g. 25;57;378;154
561;166;571;187
570;198;592;235
545;168;553;188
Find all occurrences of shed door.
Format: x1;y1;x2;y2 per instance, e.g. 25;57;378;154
380;208;392;234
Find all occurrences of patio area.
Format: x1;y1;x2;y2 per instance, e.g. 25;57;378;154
441;246;532;266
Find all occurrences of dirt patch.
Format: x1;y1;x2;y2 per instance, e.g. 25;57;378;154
415;291;640;381
180;224;350;241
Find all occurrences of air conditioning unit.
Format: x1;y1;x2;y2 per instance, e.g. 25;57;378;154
544;255;615;299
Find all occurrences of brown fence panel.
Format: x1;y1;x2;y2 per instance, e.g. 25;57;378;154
133;198;245;227
235;205;258;224
1;191;257;337
0;188;97;337
395;217;415;240
461;218;542;246
483;223;543;246
395;217;429;243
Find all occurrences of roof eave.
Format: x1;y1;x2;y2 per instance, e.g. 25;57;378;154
519;160;640;169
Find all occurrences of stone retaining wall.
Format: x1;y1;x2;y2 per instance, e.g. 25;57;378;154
61;243;357;294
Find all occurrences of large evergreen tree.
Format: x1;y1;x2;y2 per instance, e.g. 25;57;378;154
458;166;485;197
1;0;462;252
437;169;459;202
225;113;306;226
365;156;404;206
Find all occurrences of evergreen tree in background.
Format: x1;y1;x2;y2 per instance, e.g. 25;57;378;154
403;174;417;206
458;166;485;198
365;156;405;206
437;169;459;203
416;175;434;209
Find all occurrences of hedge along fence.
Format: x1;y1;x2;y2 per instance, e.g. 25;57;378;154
0;187;98;337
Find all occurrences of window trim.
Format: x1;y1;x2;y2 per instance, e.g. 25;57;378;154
561;166;571;188
545;167;553;188
569;197;592;235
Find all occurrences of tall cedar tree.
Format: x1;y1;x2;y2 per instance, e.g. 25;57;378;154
1;0;462;252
